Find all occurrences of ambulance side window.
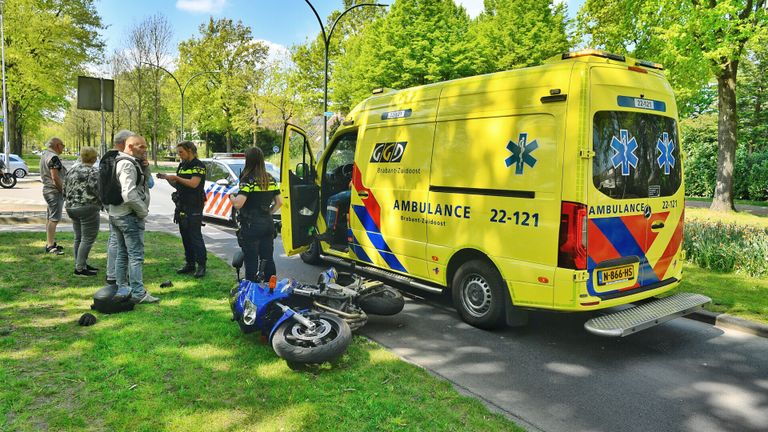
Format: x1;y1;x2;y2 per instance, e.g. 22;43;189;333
326;133;357;173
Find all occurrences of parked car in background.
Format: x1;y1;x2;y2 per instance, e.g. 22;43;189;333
0;154;30;178
201;153;280;224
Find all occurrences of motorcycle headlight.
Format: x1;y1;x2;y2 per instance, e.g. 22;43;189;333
243;299;257;326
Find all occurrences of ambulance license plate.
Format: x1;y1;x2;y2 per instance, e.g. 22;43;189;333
597;265;634;285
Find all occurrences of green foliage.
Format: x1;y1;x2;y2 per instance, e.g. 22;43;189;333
471;0;571;73
683;219;768;277
681;114;719;197
3;0;104;153
178;18;269;147
734;149;768;201
331;0;478;108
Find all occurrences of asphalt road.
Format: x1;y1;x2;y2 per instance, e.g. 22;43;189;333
189;216;768;432
4;179;768;432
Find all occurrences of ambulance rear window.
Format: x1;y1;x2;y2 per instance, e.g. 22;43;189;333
592;111;681;199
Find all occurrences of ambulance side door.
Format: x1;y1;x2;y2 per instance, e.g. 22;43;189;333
280;124;319;255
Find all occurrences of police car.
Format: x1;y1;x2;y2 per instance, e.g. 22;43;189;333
201;153;280;224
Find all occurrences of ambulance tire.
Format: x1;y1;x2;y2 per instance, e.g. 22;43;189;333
300;238;322;265
452;259;506;329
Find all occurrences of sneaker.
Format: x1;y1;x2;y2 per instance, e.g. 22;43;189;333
74;268;98;277
86;264;99;272
45;244;64;255
176;263;196;274
132;293;160;304
194;265;206;278
106;278;117;286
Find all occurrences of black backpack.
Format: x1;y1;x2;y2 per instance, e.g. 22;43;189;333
99;151;143;205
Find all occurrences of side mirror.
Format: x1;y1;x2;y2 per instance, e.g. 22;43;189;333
216;178;230;186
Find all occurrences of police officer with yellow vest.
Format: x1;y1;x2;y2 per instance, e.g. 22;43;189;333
157;141;208;278
229;147;282;281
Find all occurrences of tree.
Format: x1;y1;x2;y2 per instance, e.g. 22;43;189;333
471;0;571;74
2;0;103;154
146;14;173;164
329;0;478;108
178;18;268;151
578;0;768;212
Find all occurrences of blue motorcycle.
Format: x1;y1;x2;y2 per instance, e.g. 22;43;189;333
229;252;353;366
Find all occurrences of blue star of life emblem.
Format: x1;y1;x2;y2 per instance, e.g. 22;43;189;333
656;132;675;175
505;133;538;175
610;129;639;176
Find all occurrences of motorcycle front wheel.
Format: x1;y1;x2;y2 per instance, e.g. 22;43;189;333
272;312;352;365
0;173;16;189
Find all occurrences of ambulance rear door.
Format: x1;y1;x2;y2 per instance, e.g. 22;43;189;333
586;66;684;301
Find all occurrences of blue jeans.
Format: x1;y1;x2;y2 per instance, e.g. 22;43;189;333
326;190;351;231
106;222;118;281
110;214;146;301
66;205;100;271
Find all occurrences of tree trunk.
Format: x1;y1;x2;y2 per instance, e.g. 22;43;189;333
710;61;739;212
8;102;21;155
226;128;232;153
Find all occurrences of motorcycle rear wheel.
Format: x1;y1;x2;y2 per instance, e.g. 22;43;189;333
0;173;16;189
272;312;352;365
359;287;405;316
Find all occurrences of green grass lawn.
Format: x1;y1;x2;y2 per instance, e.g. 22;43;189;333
670;263;768;324
685;206;768;228
687;196;768;208
0;232;521;432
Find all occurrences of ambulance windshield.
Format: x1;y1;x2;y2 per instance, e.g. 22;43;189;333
592;111;681;199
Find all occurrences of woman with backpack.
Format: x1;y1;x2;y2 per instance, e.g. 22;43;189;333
64;147;102;276
228;147;282;282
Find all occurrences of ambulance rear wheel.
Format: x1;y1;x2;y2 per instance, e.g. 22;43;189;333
452;259;506;329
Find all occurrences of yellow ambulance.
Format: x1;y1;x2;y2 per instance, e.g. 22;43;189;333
279;49;709;336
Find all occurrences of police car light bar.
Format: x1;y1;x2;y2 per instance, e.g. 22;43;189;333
212;152;245;159
562;49;626;63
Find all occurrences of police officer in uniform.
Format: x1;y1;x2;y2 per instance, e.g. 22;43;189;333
157;141;208;278
229;147;282;282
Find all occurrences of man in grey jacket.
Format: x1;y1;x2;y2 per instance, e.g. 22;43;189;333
111;134;160;304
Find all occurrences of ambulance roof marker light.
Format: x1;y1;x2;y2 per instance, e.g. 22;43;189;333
635;59;664;70
562;49;626;63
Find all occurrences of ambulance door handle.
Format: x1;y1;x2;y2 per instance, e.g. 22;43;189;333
651;221;665;230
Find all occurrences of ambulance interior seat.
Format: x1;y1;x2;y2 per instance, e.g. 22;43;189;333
321;163;352;244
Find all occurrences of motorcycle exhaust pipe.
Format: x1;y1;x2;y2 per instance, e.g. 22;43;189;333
312;301;365;320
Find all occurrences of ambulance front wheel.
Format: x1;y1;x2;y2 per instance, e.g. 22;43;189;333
300;238;322;265
452;259;507;329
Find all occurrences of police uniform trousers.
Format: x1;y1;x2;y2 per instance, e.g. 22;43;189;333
238;215;275;282
178;206;207;267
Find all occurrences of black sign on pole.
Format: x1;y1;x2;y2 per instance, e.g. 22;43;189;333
77;76;114;112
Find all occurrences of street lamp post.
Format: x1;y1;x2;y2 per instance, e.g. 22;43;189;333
142;62;219;140
1;1;10;166
304;1;387;149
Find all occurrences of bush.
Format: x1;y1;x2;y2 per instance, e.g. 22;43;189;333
681;114;718;198
681;114;768;201
684;219;768;276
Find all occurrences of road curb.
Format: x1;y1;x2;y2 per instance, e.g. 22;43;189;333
686;309;768;338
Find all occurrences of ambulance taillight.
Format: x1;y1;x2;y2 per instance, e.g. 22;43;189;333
558;202;588;270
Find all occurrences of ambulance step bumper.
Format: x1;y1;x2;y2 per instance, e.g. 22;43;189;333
584;293;711;337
